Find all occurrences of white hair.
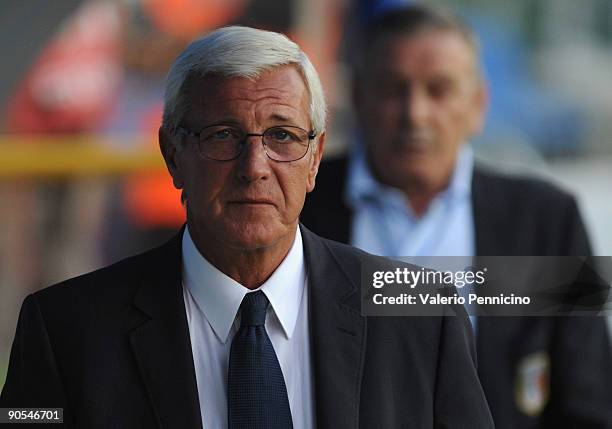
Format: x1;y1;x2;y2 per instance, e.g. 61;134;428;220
162;26;327;137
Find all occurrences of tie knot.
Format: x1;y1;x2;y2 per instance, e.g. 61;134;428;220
240;291;269;327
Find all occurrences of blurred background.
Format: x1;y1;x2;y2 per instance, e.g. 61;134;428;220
1;0;611;389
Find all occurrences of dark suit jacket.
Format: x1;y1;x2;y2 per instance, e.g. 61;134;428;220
0;225;494;428
301;156;612;429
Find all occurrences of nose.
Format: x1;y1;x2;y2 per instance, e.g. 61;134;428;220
401;88;430;127
236;135;271;183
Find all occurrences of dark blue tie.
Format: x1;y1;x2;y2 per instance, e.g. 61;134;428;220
228;291;293;428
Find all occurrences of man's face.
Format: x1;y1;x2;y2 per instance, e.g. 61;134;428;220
355;30;487;193
162;66;324;252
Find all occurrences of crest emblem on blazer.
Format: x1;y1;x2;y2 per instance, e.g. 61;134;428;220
515;352;550;416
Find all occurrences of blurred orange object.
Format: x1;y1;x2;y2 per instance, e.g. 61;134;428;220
122;104;185;227
142;0;248;40
124;172;185;226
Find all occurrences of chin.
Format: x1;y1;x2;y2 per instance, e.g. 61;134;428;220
223;222;292;251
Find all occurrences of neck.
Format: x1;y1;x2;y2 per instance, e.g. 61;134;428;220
374;172;449;218
404;189;438;217
399;165;458;217
187;221;297;290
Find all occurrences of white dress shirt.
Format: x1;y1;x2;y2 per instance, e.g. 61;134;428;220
181;226;314;429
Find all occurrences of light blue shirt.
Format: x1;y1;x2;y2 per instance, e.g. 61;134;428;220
347;142;475;257
346;142;477;328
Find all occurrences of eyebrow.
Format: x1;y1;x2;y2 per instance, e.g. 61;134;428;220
203;114;303;128
269;113;294;122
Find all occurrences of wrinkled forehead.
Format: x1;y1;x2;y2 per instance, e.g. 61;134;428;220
372;28;476;60
179;66;311;126
364;29;481;79
367;17;479;54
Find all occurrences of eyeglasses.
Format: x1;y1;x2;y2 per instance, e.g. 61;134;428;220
177;124;317;162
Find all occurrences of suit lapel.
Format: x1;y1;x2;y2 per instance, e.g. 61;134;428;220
473;168;501;355
301;226;366;429
129;231;203;429
472;167;500;257
127;225;366;428
472;169;531;366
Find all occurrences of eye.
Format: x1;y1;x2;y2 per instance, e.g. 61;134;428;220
201;126;242;142
427;79;454;100
213;128;238;140
267;127;299;143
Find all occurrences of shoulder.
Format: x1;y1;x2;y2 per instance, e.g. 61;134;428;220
472;165;591;255
36;246;159;299
303;228;469;325
304;226;397;271
473;165;579;211
31;236;180;322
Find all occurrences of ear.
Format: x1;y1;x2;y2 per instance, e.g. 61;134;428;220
351;76;366;124
159;126;184;190
469;80;489;135
306;131;326;193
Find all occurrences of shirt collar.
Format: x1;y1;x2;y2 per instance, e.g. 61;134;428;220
448;143;474;198
182;226;306;343
346;139;474;209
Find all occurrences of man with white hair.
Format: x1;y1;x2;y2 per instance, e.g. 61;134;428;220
1;26;494;428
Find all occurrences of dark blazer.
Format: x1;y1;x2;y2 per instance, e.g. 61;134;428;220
301;156;612;429
0;225;494;428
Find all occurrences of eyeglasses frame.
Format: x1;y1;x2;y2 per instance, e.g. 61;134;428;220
176;124;317;162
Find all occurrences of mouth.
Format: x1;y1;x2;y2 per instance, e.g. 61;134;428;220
392;136;433;153
229;199;275;206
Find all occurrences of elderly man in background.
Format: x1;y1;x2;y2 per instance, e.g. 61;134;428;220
302;4;612;429
1;26;494;428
